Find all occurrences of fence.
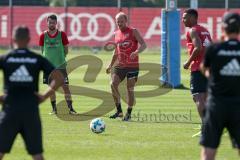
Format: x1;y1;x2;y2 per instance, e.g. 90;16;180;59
0;0;240;48
1;0;240;8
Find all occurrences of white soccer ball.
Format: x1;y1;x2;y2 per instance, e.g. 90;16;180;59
90;118;106;134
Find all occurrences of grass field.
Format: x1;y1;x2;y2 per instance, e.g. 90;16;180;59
0;48;238;160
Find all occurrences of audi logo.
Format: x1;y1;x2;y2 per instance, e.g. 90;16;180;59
36;13;116;41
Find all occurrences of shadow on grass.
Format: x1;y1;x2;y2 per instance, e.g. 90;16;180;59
172;84;189;90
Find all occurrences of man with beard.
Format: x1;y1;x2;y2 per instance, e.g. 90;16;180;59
39;14;77;115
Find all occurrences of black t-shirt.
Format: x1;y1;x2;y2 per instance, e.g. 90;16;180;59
0;48;55;110
204;39;240;97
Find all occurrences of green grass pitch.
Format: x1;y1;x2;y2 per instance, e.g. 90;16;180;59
0;48;238;160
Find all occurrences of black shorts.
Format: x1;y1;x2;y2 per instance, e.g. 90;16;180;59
113;67;139;82
200;97;240;149
190;71;207;95
43;68;69;85
0;110;43;155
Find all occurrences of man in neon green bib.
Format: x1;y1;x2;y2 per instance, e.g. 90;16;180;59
39;14;77;114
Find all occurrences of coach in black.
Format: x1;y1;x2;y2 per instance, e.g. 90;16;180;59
0;26;63;160
200;12;240;160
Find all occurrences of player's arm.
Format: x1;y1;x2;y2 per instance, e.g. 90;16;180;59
39;33;44;54
36;57;64;103
61;31;69;56
106;50;117;74
0;54;7;104
183;29;202;69
200;64;210;78
64;45;68;56
40;46;43;54
133;29;147;53
40;69;64;102
200;45;214;78
131;29;147;59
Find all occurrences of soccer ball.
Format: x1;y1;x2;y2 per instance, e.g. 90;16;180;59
90;118;106;134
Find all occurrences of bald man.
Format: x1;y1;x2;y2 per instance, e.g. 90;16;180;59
106;12;147;121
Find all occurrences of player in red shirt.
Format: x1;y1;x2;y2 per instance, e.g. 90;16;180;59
106;12;146;121
39;30;69;47
182;9;212;136
39;14;77;115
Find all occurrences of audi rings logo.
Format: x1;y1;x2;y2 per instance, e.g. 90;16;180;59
36;13;115;41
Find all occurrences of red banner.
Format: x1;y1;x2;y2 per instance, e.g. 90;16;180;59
0;7;239;47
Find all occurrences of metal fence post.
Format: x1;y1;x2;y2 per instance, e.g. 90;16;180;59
117;0;122;11
64;0;68;34
190;0;198;9
225;0;229;11
9;0;13;49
